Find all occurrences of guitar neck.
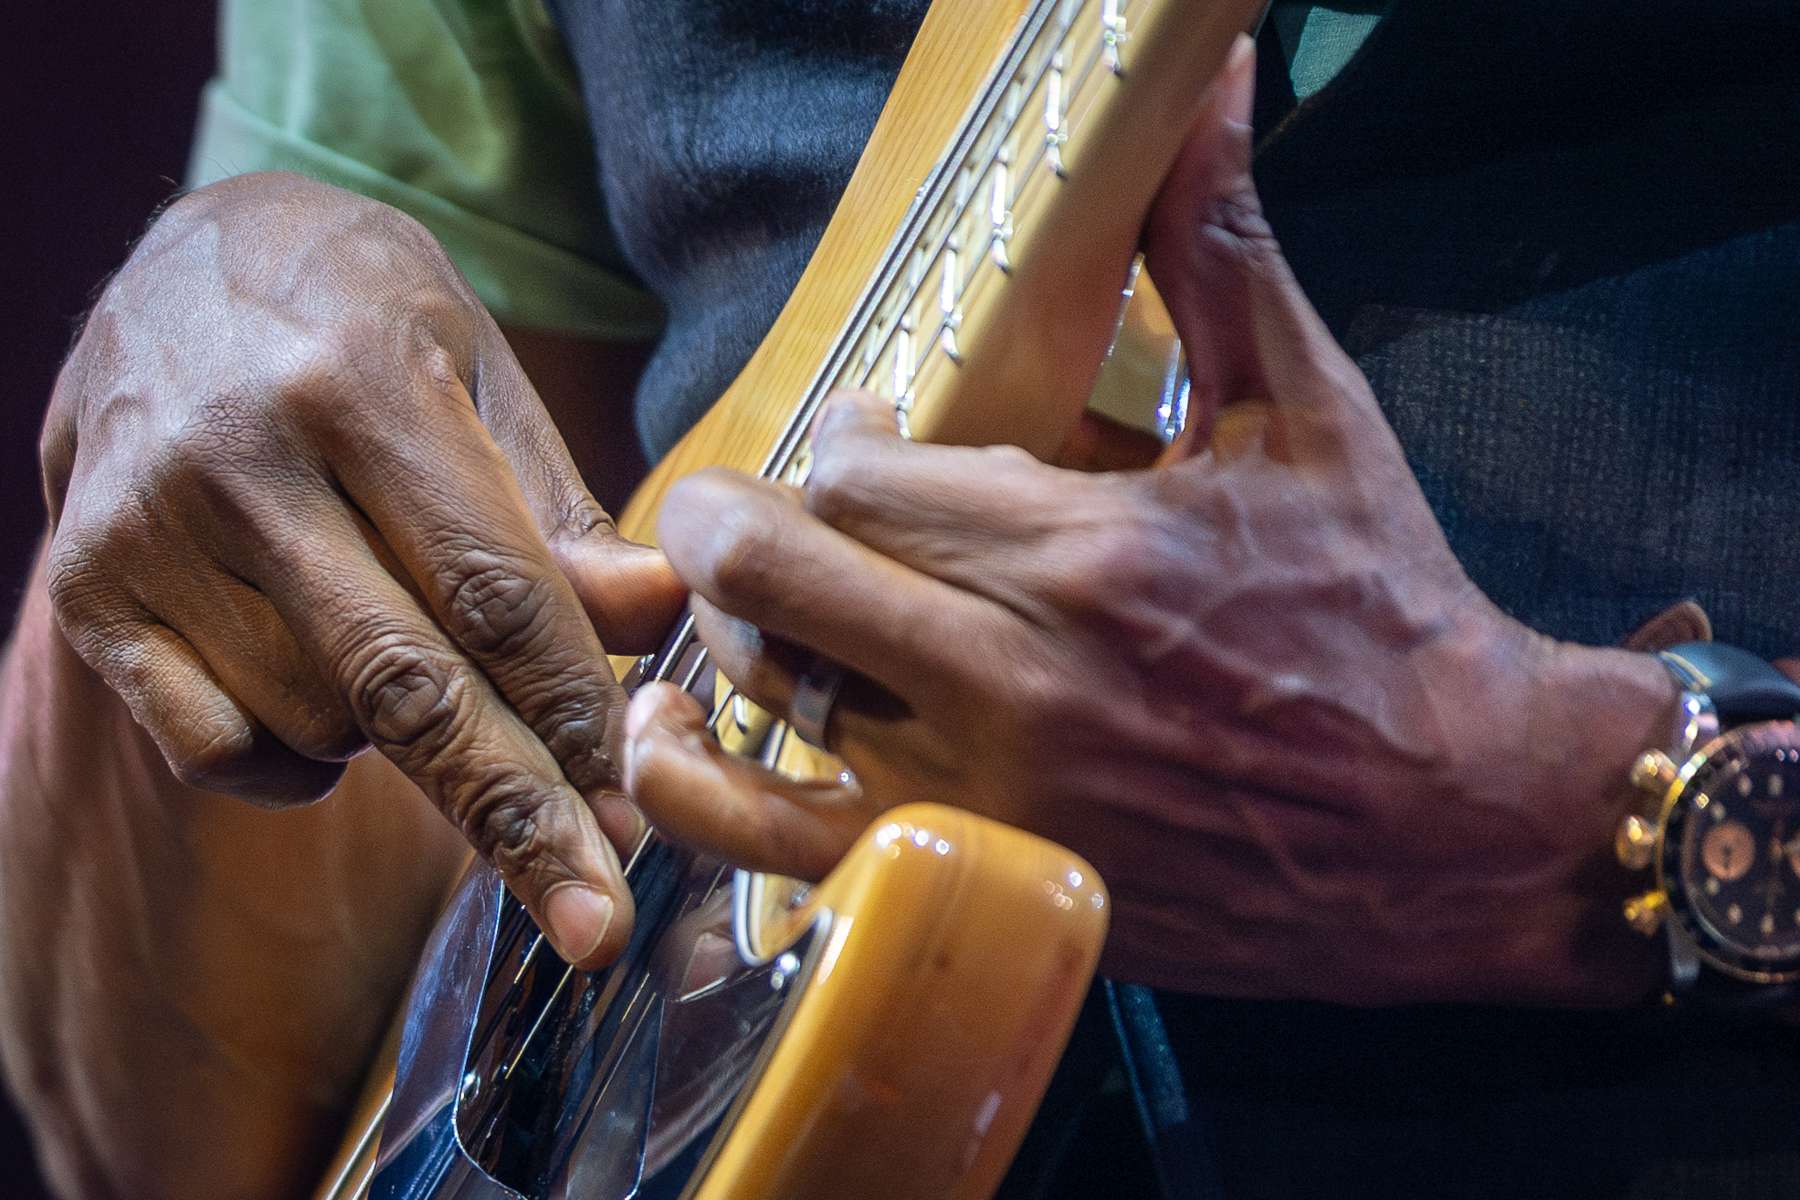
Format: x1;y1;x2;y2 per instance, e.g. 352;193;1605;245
620;0;1265;543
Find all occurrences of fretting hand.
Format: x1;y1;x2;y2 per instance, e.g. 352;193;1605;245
622;41;1678;1004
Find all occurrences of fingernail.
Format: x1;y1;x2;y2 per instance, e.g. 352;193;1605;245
544;883;614;964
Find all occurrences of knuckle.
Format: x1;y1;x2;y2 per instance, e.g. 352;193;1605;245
453;773;552;877
277;324;397;423
37;407;76;495
813;390;875;438
704;504;783;605
441;552;556;660
800;444;866;526
535;692;622;794
44;533;117;635
343;637;469;755
549;494;620;549
158;394;275;498
999;655;1090;758
267;304;470;435
165;721;259;791
975;443;1037;473
1055;515;1160;619
402;334;467;401
1204;184;1278;258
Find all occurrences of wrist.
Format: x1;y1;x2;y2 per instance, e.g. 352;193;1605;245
1503;636;1681;1004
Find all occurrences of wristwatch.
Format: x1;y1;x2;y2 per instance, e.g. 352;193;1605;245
1617;642;1800;1003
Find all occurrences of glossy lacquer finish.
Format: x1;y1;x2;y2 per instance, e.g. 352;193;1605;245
359;805;1104;1200
691;807;1108;1200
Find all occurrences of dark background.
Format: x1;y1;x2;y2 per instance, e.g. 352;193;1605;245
1;5;217;1194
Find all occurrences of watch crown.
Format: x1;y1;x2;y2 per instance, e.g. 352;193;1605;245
1615;813;1660;870
1623;890;1670;937
1630;750;1680;796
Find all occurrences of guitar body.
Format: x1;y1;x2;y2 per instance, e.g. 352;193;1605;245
322;2;1261;1197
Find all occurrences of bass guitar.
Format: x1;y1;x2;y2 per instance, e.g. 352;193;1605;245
318;1;1261;1196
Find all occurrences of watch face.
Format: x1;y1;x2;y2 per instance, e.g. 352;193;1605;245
1665;721;1800;980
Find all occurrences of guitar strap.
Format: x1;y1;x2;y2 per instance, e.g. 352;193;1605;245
1107;982;1227;1200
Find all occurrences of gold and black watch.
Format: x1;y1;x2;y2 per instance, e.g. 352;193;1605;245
1617;643;1800;1004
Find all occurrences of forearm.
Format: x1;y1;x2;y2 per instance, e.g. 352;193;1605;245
0;542;466;1199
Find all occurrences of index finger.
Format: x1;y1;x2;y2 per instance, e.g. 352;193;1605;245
323;370;641;823
261;502;637;969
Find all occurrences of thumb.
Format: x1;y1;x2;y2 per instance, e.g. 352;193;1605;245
623;683;872;879
475;334;687;653
547;500;685;656
1143;34;1362;454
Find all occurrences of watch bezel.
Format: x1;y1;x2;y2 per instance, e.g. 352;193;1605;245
1656;720;1800;985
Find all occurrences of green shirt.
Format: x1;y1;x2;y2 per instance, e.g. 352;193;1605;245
187;2;1381;338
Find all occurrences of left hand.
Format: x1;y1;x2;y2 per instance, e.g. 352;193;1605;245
622;40;1676;1004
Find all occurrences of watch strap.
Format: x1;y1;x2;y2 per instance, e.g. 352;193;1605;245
1660;642;1800;724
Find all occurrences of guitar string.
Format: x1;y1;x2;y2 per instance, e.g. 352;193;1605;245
472;0;1121;1080
671;14;1108;735
663;1;1125;712
676;18;1108;752
472;2;1110;1078
472;8;1107;1085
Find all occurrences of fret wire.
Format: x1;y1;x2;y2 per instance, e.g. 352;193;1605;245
895;30;1106;390
631;0;1110;721
753;4;1083;438
747;0;1072;500
627;2;1107;763
844;21;1108;400
836;20;1081;393
677;643;711;695
762;719;792;772
649;613;700;683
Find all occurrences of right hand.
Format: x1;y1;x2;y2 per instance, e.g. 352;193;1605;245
39;172;682;967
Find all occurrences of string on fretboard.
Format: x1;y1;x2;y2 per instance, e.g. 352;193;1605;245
481;3;1145;1081
655;0;1136;739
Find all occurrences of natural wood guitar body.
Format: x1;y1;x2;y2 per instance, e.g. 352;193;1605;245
319;3;1262;1197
